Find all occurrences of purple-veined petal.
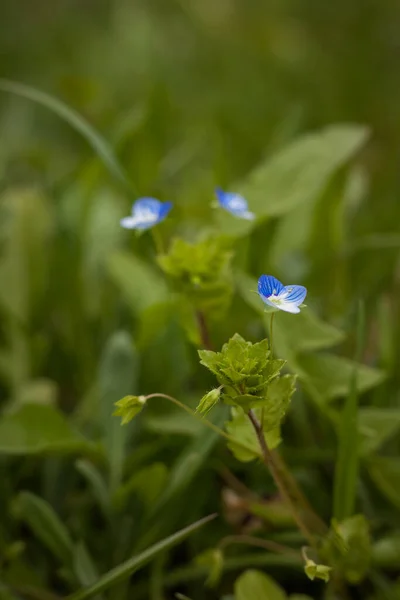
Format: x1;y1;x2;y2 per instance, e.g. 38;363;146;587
279;285;307;305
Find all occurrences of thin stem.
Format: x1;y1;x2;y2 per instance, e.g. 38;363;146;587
150;226;164;255
144;393;261;459
218;534;300;558
270;312;275;355
247;409;316;548
196;310;213;349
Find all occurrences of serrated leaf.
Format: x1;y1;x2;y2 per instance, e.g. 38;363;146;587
234;569;287;600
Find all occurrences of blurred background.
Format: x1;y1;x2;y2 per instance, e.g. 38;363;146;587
1;1;400;599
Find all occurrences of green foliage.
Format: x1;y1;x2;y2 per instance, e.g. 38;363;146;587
234;569;286;600
199;334;294;422
158;237;233;316
113;395;147;425
226;407;280;461
196;387;222;416
322;515;371;584
304;559;332;583
195;548;224;587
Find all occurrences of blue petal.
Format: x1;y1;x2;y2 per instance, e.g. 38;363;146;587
258;275;285;298
133;197;161;217
120;216;138;229
158;201;173;221
215;188;252;218
280;285;307;305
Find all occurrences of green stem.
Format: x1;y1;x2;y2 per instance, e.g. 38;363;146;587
150;227;164;255
196;310;213;350
144;393;261;459
247;409;316;548
218;534;300;558
270;312;275;355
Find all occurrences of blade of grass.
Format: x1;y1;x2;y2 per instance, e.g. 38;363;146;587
0;78;131;189
333;300;365;520
66;514;217;600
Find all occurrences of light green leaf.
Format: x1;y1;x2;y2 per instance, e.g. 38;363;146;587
234;569;287;600
368;457;400;510
99;332;138;490
226;408;278;462
296;353;385;402
12;492;73;566
196;388;221;417
0;78;130;187
73;542;100;587
108;251;168;314
217;124;369;236
66;514;216;600
195;548;224;586
304;560;332;583
358;408;400;456
0;404;93;455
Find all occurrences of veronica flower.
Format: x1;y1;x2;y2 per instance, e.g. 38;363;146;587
120;197;172;231
215;187;255;220
258;274;307;314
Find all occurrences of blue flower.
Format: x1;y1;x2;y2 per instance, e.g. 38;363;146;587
258;274;307;314
215;187;255;220
120;197;172;231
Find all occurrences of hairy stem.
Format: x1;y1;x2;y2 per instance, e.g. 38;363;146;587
247;408;316;548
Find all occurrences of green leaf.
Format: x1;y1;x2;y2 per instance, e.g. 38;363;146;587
66;514;217;600
12;492;73;566
113;395;147;425
334;515;371;584
0;404;93;455
226;408;279;462
296;353;385;403
196;388;221;416
217;124;369;236
358;408;400;456
234;569;287;600
368;457;400;510
75;460;110;520
372;534;400;569
195;548;224;586
0;78;130;188
304;560;332;583
108;251;168;315
73;542;100;586
333;303;364;520
114;463;168;508
99;332;138;490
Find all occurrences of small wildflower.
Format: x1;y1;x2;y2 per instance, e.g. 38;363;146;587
120;197;172;231
258;274;307;314
215;188;255;220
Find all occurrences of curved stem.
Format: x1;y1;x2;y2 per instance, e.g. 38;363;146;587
144;393;261;459
218;534;300;558
150;227;164;255
247;409;316;548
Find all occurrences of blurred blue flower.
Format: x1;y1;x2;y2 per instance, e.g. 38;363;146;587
258;274;307;314
120;198;172;231
215;188;255;220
